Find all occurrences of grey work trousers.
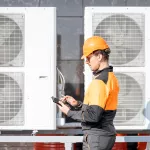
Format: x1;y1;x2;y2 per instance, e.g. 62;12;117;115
83;134;116;150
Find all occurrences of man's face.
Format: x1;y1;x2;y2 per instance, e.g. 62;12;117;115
85;53;101;71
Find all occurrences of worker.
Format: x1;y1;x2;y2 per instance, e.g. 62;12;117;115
57;36;119;150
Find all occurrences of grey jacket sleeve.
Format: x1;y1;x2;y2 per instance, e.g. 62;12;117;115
67;104;87;122
67;104;104;123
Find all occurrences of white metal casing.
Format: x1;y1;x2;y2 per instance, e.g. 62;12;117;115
0;7;56;130
84;7;150;130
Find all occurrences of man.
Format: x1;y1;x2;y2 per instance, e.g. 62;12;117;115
58;36;119;150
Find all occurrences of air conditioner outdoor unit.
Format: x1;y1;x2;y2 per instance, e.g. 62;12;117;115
0;7;56;130
84;7;150;130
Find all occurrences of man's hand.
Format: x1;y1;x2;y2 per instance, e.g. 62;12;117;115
60;95;78;107
57;101;70;115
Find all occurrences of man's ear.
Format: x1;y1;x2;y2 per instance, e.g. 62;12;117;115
98;53;103;62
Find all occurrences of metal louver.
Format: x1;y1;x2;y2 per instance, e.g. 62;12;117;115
114;72;145;126
93;13;144;66
0;14;24;126
0;73;24;126
0;14;24;66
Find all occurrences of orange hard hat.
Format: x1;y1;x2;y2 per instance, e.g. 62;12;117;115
81;36;109;59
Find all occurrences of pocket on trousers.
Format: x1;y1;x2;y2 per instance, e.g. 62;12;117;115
99;136;116;149
88;135;100;148
88;135;115;149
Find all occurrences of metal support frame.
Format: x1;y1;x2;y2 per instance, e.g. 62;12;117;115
0;136;150;150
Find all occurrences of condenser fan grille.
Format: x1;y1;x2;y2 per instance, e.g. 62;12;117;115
92;13;145;66
114;72;145;126
0;14;24;66
0;73;24;126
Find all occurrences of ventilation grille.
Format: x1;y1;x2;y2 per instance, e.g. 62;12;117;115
0;14;24;66
92;13;145;66
114;72;145;126
0;72;24;126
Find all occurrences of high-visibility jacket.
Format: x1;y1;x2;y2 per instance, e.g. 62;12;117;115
67;66;119;136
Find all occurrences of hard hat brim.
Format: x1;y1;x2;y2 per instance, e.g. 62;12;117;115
81;51;93;59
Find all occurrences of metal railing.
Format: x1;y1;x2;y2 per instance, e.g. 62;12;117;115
0;135;150;150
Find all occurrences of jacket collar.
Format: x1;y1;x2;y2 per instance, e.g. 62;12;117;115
93;66;113;76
